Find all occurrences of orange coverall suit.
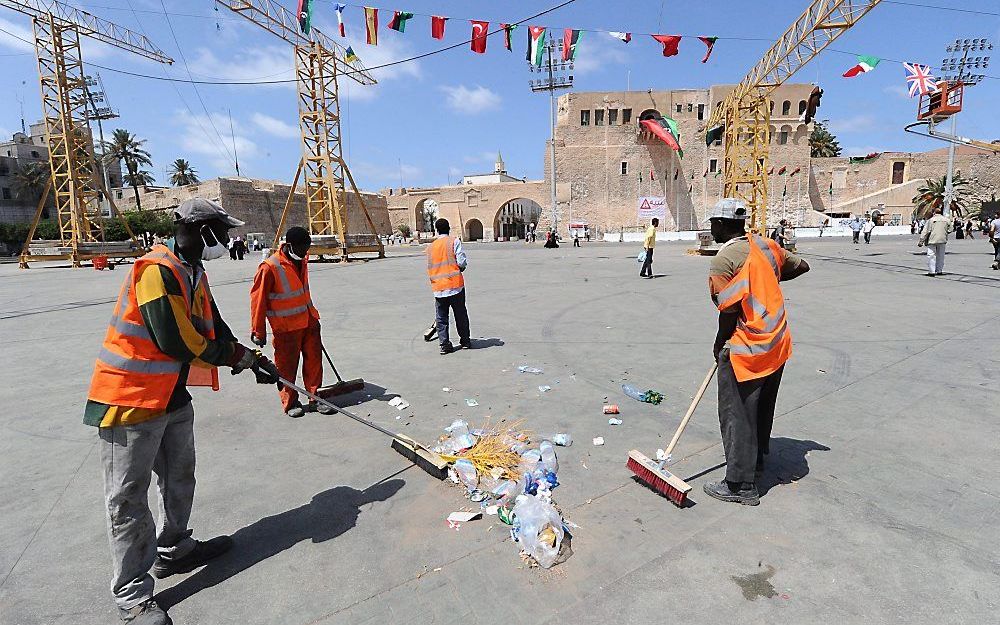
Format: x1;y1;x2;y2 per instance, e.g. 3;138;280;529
250;247;322;411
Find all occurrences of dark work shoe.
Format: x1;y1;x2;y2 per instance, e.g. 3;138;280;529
119;599;171;624
703;480;760;506
423;326;438;342
152;536;233;579
440;342;455;355
459;338;472;349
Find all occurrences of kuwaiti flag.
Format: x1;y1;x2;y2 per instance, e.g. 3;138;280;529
843;55;880;78
609;31;631;43
334;3;346;37
526;26;546;67
563;29;582;61
639;116;683;157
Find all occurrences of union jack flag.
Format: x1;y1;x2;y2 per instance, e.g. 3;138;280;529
904;62;938;97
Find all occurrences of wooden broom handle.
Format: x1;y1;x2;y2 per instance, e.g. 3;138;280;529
663;363;718;457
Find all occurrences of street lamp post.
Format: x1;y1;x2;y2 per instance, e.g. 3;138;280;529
529;37;573;235
939;38;992;216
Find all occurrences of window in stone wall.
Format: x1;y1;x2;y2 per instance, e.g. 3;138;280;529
781;101;791;116
622;108;632;124
1;187;10;200
687;103;693;113
608;109;618;126
676;104;682;113
798;100;807;115
620;161;628;175
833;168;848;189
709;159;718;173
580;110;590;126
595;109;605;126
697;103;705;120
31;150;39;158
892;161;905;185
778;128;789;145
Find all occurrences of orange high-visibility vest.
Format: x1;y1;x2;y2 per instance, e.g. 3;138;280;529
259;248;319;334
88;244;219;410
715;235;792;382
426;236;464;293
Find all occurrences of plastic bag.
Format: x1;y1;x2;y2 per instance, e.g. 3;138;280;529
637;250;646;264
512;494;565;569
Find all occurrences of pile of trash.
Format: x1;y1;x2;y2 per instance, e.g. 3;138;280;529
433;419;573;569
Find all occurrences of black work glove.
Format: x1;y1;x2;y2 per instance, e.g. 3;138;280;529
251;355;281;386
251;333;267;347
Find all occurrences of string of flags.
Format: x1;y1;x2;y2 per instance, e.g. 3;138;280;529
840;53;942;100
297;3;720;67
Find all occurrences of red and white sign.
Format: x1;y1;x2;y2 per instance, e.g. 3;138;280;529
637;196;666;219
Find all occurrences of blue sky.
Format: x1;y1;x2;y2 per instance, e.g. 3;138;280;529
1;0;999;190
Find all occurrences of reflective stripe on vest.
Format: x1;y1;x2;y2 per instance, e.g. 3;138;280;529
109;314;153;341
261;251;315;332
267;304;310;318
97;347;184;374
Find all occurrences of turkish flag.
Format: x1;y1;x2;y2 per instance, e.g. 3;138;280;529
470;20;489;53
431;16;447;40
652;34;681;57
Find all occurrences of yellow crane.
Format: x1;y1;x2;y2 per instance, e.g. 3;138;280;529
216;0;384;261
704;0;882;232
0;0;173;268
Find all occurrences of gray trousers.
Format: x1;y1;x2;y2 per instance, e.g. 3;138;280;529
717;349;784;484
100;402;198;610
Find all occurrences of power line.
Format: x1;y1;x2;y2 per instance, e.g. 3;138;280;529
881;0;1000;17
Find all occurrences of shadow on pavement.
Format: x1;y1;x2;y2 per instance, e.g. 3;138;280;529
321;383;392;407
758;437;830;496
467;337;504;349
156;478;405;609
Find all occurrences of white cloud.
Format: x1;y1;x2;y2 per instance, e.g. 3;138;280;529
186;45;295;89
0;17;35;53
251;113;298;139
338;34;422;102
573;32;629;75
439;85;501;115
463;151;497;164
829;113;878;134
883;84;911;100
352;160;422;187
173;109;259;172
841;145;884;158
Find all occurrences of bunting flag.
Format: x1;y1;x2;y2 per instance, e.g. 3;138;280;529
777;166;787;175
904;62;937;97
344;46;359;64
526;26;546;67
296;0;313;35
334;3;346;37
698;36;718;63
609;31;631;43
388;11;413;32
364;7;378;45
843;55;880;78
563;29;582;61
470;20;489;53
639;116;683;157
789;166;801;177
651;34;681;57
431;16;447;40
501;23;517;51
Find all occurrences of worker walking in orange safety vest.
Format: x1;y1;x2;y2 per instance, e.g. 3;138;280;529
704;199;810;506
427;218;470;355
250;226;332;418
84;199;280;625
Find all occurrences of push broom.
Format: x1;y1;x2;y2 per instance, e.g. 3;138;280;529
317;345;365;397
626;363;717;506
277;376;449;480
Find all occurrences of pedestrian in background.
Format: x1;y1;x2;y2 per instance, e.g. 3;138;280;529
862;217;875;244
965;219;975;240
573;232;581;247
953;216;965;240
640;217;658;278
918;207;953;276
819;218;829;237
849;216;863;244
989;213;1000;270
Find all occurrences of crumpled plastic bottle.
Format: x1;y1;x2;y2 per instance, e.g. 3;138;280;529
518;365;543;374
621;383;646;402
444;419;477;451
453;458;478;490
512;493;565;569
539;440;558;474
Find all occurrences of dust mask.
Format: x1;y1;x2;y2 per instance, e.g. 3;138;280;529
287;249;303;261
200;227;229;261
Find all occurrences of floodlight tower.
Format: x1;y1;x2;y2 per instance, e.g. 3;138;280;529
529;36;573;235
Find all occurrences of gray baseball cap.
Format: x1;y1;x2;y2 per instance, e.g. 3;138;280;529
705;198;749;222
172;198;245;228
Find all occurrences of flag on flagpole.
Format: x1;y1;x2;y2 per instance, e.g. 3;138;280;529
698;36;718;63
296;0;313;35
470;20;489;53
714;170;722;178
777;166;787;175
500;23;517;51
334;3;346;37
388;11;413;32
829;182;833;196
431;16;447;40
789;167;801;177
563;29;582;61
344;46;359;64
609;31;631;44
639;117;683;157
688;184;693;193
767;167;774;175
673;169;679;180
364;7;378;45
703;168;709;177
783;184;788;197
904;62;937;97
526;27;546;67
843;55;880;78
651;34;681;57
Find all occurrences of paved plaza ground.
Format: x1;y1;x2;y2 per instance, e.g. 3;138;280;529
1;234;998;625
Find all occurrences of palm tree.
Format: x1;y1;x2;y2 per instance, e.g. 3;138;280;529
168;158;199;186
124;169;156;189
103;129;153;210
912;174;973;219
11;162;50;201
809;121;841;158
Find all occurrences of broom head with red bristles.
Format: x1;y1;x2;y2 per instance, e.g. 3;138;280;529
627;449;691;506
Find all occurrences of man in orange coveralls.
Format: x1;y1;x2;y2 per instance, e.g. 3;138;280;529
250;226;333;418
